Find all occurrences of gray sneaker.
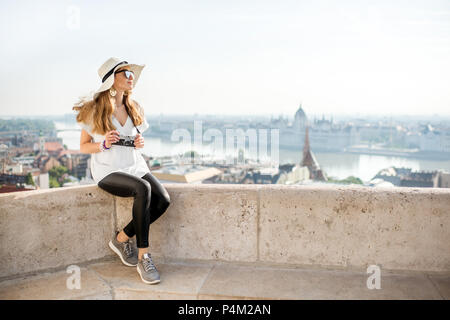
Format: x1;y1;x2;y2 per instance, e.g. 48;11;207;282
137;253;160;284
108;231;138;267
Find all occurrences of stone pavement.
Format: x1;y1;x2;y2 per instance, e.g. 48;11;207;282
0;256;448;300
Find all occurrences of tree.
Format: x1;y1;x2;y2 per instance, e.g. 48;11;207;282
25;172;35;186
49;176;60;188
183;150;200;164
327;175;363;185
48;165;70;188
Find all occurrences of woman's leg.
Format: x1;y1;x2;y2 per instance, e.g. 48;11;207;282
122;171;171;238
143;171;171;224
97;171;152;249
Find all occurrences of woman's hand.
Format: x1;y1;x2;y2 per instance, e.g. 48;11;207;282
105;130;120;148
134;133;144;149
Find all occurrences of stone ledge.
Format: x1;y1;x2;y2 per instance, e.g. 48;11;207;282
1;184;449;280
0;258;448;300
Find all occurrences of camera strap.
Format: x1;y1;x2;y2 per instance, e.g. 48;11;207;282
124;105;141;134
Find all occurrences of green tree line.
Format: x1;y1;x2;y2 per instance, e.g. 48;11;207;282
0;119;55;132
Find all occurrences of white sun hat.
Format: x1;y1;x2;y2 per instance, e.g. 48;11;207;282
93;57;145;100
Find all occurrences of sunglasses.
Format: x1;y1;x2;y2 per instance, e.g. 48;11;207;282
115;69;134;80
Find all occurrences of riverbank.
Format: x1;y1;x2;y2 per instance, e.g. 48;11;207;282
343;145;450;161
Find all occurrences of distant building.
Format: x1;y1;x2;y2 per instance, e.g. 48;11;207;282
151;165;222;184
70;153;91;180
276;165;310;185
293;104;308;131
44;141;64;157
275;124;328;185
419;124;450;153
33;152;61;173
367;178;395;188
0;173;27;185
435;171;450;188
247;167;280;184
0;184;35;194
373;166;449;188
300;125;327;181
277;103;359;151
34;171;49;189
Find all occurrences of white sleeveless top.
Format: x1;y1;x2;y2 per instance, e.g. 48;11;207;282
76;106;150;184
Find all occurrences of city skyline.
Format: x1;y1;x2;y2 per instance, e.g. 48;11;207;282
1;0;450;117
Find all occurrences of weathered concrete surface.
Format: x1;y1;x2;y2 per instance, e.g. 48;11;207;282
0;185;116;279
428;273;450;299
198;265;444;300
0;265;112;300
89;258;212;300
0;258;447;300
259;185;450;272
116;184;259;262
1;184;449;281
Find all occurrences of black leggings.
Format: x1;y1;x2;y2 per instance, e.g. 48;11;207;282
98;171;171;248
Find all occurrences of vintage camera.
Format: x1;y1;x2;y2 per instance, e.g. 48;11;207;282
111;134;136;147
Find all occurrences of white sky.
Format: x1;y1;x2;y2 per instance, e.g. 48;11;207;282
1;0;449;117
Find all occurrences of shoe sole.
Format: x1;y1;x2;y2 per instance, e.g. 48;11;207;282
137;265;161;284
108;240;137;267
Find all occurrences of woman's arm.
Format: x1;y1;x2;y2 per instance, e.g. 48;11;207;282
80;129;102;154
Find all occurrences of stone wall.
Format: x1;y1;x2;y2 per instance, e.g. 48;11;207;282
1;184;449;279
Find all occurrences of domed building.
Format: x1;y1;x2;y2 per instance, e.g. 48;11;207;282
279;103;358;152
293;103;308;131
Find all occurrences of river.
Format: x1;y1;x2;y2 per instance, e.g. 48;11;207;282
55;121;450;183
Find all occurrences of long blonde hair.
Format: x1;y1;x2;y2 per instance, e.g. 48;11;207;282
72;89;145;135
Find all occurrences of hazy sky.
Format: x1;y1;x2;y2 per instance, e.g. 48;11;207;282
1;0;449;117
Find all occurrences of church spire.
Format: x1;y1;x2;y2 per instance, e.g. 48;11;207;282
303;125;310;155
299;124;327;181
300;125;315;168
